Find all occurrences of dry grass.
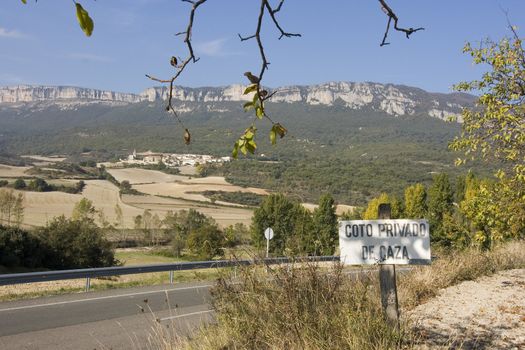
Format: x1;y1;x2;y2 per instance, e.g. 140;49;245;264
134;181;267;203
0;164;31;177
107;168;187;184
179;262;409;350
21;179;143;228
399;240;525;310
164;241;525;350
302;203;356;215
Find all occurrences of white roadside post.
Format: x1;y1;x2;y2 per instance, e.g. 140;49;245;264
338;203;431;328
264;227;274;258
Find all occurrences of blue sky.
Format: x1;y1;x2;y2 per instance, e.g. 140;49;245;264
1;0;524;93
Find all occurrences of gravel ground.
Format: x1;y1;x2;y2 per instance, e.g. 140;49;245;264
409;269;525;349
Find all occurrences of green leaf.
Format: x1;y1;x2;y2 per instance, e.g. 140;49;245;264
243;84;258;95
243;101;254;111
246;140;256;154
269;129;277;145
256;106;264;119
232;141;239;159
21;0;27;4
273;123;287;138
75;3;94;37
240;143;247;155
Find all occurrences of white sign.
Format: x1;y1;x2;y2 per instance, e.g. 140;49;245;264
338;219;431;265
264;227;274;240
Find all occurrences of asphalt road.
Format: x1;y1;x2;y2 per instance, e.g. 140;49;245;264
0;281;214;350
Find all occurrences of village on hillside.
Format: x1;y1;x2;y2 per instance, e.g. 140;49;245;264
118;150;231;168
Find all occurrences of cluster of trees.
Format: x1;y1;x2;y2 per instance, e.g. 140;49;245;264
124;161;181;175
0;189;24;227
132;208;247;260
202;190;264;206
251;193;338;256
352;171;524;250
0;215;116;270
8;177;85;194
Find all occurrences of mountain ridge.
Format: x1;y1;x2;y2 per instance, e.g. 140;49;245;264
0;82;475;120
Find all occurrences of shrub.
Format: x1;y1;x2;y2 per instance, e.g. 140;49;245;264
0;225;46;268
36;216;116;269
187;223;225;260
13;178;26;190
28;178;52;192
183;262;405;349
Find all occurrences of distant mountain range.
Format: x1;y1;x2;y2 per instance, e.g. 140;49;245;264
0;82;475;121
0;81;484;203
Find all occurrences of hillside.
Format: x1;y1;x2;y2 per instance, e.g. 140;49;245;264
0;82;482;204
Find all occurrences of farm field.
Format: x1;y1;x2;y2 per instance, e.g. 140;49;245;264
134;180;267;203
21;155;67;162
122;194;253;227
107;168;187;184
0;165;31;178
1;164;354;229
0;164;256;228
20;180;143;228
302;203;356;216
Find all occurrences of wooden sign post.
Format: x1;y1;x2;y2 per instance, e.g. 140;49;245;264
378;203;399;328
338;204;431;329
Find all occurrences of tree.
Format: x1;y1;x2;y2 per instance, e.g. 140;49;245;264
75;180;86;193
12;193;24;227
362;193;402;220
451;34;525;188
150;213;163;245
187;222;225;260
140;209;153;245
251;193;304;255
224;223;249;248
71;198;96;222
36;216;116;269
449;34;525;247
114;203;124;228
312;194;338;255
28;178;51;192
120;180;132;192
13;178;26;190
427;173;453;240
133;214;143;230
162;211;184;257
97;209;112;230
0;190;16;226
162;209;218;257
404;183;427;219
0;225;45;268
459;177;525;249
289;204;315;256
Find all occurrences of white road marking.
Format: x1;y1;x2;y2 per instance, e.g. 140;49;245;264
0;284;213;312
160;309;213;321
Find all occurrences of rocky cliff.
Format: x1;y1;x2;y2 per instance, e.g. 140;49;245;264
0;82;474;121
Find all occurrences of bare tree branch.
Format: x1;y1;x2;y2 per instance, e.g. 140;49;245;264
378;0;424;47
143;0;424;151
145;0;208;133
238;0;300;126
